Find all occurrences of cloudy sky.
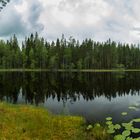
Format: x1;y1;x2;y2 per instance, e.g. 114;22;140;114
0;0;140;43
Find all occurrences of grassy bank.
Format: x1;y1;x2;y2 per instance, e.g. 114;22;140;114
0;68;140;72
0;102;110;140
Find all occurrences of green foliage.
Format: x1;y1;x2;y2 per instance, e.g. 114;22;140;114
132;128;140;133
1;33;140;69
0;102;85;140
129;106;138;110
106;108;140;140
106;117;112;121
122;130;131;137
86;125;93;130
122;123;133;130
114;135;126;140
85;123;112;140
121;112;128;116
0;102;111;140
0;0;10;12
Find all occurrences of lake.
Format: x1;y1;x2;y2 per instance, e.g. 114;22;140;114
1;71;140;124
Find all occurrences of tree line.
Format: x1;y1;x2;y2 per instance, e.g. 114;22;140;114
0;33;140;69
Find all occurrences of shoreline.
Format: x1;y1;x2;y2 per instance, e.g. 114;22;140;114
0;102;110;140
0;68;140;72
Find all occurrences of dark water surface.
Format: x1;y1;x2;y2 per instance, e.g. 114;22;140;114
1;71;140;124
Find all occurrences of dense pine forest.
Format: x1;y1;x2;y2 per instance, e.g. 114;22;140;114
0;33;140;69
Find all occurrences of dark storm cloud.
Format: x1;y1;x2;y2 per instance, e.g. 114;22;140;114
0;7;26;36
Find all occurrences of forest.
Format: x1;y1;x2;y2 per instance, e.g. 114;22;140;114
0;32;140;69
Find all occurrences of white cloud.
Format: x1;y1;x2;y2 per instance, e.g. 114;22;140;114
0;0;44;40
1;0;140;43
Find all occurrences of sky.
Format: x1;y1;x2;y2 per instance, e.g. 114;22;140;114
0;0;140;44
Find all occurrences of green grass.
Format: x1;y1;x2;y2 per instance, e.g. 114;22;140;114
0;102;110;140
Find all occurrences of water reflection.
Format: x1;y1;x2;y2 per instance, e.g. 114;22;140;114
1;72;140;123
0;72;140;104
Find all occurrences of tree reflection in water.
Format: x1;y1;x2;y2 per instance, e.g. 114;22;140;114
0;72;140;105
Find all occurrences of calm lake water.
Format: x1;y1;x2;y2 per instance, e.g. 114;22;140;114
1;71;140;124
